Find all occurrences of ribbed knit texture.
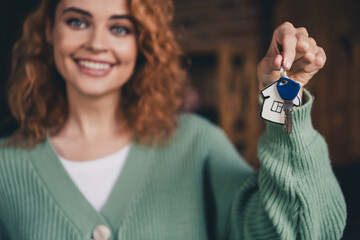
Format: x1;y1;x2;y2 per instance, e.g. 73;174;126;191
0;90;346;240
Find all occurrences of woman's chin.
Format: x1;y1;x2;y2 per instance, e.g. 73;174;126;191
67;84;122;100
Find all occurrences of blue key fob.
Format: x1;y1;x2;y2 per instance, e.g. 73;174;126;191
276;77;301;100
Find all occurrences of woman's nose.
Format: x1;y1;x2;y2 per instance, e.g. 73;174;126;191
85;27;109;52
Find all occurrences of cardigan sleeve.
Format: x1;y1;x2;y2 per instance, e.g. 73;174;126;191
204;89;347;239
0;218;10;240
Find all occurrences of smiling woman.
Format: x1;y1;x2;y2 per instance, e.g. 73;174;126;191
0;0;347;239
6;0;186;150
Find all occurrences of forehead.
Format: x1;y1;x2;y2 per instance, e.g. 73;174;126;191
57;0;130;15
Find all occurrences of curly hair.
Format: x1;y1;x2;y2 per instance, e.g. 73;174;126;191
5;0;188;148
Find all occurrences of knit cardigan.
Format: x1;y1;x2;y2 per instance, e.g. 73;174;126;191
0;91;346;240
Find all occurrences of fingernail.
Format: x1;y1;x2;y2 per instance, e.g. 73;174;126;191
285;60;292;69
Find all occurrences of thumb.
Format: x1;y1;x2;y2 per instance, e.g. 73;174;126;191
258;54;283;90
273;54;283;71
262;52;282;74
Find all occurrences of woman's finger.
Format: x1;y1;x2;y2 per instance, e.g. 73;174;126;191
291;37;318;71
302;47;326;73
314;46;326;68
293;33;313;62
291;46;326;74
274;22;297;70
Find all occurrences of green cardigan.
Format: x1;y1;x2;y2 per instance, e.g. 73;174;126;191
0;91;346;240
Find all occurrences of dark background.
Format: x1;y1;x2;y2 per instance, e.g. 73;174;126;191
1;0;359;238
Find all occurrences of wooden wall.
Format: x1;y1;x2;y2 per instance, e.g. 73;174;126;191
174;0;360;167
273;0;360;166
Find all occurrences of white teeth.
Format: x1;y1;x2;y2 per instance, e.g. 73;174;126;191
78;60;111;70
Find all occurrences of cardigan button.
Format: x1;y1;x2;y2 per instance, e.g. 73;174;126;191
93;225;111;240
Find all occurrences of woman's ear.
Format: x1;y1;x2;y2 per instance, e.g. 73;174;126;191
45;19;53;44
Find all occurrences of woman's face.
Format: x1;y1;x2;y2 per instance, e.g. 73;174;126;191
48;0;137;98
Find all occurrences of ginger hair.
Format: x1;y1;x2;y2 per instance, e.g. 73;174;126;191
5;0;187;148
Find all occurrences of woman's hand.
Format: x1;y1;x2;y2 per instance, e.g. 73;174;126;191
257;22;326;92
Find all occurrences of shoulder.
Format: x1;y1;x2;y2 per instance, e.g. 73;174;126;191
0;136;31;165
0;136;17;153
177;113;224;138
0;136;11;156
0;137;26;187
171;113;230;150
178;112;216;128
0;136;42;189
174;114;250;172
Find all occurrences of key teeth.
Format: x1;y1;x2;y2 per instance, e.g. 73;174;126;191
284;110;293;134
285;125;292;134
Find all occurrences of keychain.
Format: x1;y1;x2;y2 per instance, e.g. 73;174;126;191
260;63;301;133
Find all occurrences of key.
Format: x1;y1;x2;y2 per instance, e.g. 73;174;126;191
276;64;301;134
283;98;293;134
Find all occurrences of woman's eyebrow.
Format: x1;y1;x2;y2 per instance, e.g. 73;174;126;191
109;15;133;21
61;7;134;21
61;7;92;17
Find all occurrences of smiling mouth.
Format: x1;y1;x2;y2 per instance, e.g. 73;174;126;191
74;59;115;70
73;58;117;77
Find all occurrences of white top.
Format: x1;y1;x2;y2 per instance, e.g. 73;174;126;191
58;144;131;212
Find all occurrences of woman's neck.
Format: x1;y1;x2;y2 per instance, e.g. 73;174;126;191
59;85;126;141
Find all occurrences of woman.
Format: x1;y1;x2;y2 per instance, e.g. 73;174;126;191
0;0;346;239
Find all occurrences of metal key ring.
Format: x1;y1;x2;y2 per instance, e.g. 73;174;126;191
280;62;287;78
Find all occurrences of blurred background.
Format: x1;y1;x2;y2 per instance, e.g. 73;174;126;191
0;0;359;238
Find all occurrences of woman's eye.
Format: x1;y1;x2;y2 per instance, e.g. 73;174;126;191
66;18;88;29
111;26;131;36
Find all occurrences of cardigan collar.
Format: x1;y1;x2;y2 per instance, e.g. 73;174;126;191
27;137;155;239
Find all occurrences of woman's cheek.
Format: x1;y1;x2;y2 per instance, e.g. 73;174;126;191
113;37;137;61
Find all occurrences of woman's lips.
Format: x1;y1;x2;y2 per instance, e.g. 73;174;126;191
74;59;115;77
